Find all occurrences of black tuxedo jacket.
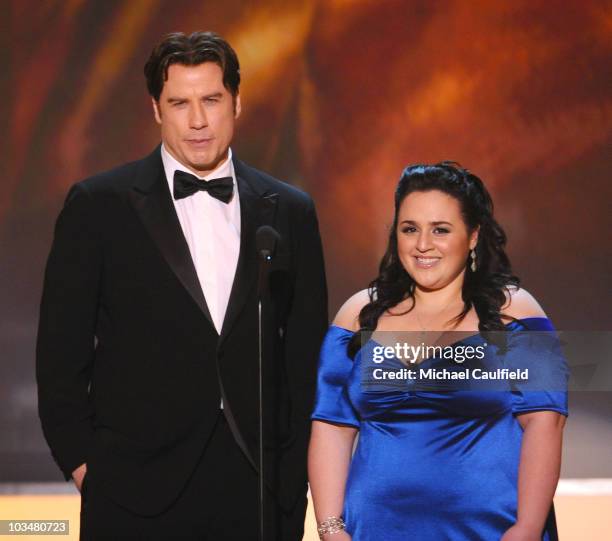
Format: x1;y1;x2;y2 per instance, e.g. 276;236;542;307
36;146;328;515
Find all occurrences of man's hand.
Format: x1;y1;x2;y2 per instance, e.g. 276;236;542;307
72;463;87;493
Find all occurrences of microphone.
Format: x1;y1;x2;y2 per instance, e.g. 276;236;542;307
256;225;280;261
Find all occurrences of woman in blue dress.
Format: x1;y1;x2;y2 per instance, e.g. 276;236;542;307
308;162;568;541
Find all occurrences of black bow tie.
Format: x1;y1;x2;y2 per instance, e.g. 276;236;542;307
173;170;234;203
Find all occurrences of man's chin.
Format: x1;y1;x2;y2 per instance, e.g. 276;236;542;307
186;154;226;176
185;159;218;177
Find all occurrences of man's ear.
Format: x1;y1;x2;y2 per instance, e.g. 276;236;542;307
234;94;241;119
152;98;162;125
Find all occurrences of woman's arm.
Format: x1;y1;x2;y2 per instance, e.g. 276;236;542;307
501;411;566;540
500;287;567;540
308;290;368;539
308;420;358;540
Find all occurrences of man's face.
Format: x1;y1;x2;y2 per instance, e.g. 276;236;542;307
153;62;241;176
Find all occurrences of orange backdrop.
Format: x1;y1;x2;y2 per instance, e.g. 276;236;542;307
2;0;611;481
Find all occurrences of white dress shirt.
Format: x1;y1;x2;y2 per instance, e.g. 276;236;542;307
161;144;241;335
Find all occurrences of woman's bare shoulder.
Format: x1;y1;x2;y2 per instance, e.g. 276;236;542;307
501;286;547;320
332;289;372;332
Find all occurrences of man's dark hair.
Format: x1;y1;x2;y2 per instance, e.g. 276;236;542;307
144;31;240;101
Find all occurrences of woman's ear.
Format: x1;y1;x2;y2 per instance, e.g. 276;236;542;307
469;226;480;250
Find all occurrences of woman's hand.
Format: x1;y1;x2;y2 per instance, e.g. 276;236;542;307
500;523;542;541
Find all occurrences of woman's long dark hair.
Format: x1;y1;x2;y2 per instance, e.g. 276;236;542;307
348;162;519;358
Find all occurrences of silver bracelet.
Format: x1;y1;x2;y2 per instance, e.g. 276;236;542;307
317;516;346;538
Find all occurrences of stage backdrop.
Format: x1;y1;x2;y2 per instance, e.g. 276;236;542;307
2;0;611;481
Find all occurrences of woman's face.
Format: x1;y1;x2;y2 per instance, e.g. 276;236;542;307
396;190;478;292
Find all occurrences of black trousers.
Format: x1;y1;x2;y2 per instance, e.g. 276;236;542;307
79;412;307;540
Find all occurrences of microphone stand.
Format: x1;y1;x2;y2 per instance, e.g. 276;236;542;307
257;247;272;541
255;225;280;541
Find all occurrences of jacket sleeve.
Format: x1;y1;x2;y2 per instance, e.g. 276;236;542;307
36;182;101;480
279;195;328;505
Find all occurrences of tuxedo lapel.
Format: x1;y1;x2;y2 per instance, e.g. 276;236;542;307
127;146;215;329
219;158;278;344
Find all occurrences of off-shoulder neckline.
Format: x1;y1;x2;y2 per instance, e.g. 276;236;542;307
329;316;552;334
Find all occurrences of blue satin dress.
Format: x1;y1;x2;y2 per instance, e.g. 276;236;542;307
311;318;568;541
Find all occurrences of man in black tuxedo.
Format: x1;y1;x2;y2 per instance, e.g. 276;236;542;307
36;31;327;540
